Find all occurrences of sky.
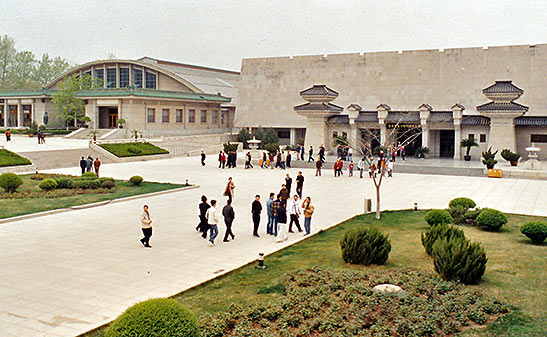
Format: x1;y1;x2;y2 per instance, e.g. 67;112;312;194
1;0;546;71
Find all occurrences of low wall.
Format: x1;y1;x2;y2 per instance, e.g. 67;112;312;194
0;164;37;174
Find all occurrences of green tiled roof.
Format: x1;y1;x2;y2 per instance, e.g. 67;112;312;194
0;89;53;97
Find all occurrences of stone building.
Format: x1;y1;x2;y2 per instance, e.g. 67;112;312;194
0;57;239;137
236;44;547;159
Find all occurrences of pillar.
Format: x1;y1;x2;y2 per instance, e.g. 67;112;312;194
451;104;464;160
289;127;296;145
422;126;429;148
17;100;22;128
376;104;390;145
379;124;387;144
418;104;432;149
303;116;329;152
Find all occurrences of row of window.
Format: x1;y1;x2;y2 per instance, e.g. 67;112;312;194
468;133;487;143
82;66;157;89
147;108;222;125
333;131;347;139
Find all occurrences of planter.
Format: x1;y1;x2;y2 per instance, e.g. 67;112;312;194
28;134;34;137
510;161;518;167
464;155;471;161
486;164;495;169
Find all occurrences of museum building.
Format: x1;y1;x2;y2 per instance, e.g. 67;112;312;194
0;57;239;137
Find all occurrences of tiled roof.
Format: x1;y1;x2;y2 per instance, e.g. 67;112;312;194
0;89;54;97
418;103;433;111
428;112;453;123
461;115;490;126
294;102;344;112
515;116;547;127
299;85;339;97
483;81;523;94
451;103;465;110
347;104;362;111
75;88;231;102
327;115;349;124
476;101;528;111
357;112;379;123
376;104;391;111
384;112;420;123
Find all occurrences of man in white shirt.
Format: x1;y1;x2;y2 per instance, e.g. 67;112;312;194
288;195;303;233
357;158;364;179
348;147;353;162
206;200;220;246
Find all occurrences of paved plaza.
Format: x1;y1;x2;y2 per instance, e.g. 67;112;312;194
1;155;546;336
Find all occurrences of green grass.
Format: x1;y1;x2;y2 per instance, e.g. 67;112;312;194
0;149;32;167
99;142;169;157
0;174;184;219
84;210;547;337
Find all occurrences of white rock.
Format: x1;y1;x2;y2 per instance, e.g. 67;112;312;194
372;284;403;293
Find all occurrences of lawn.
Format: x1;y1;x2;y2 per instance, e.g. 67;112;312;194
0;149;32;167
99;142;169;157
0;174;184;219
85;210;546;337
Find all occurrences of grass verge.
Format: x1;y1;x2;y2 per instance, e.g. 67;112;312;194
99;142;169;157
0;149;32;167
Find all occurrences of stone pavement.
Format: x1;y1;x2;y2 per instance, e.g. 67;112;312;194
1;156;546;336
0;135;89;153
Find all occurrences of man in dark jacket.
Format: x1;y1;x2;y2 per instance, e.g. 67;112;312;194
198;195;211;238
285;174;292;194
296;171;305;198
79;156;87;175
279;184;290;204
308;146;314;162
251;195;262;237
319;145;325;163
222;199;235;242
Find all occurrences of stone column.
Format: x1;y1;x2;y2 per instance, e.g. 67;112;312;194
418;104;432;149
17;100;22;128
289;127;296;146
376;104;390;145
422;126;430;148
451;104;464;159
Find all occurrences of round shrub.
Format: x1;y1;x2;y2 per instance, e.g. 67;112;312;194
340;227;391;265
39;178;58;191
432;237;487;285
55;177;74;189
73;178;101;189
449;197;476;210
424;209;453;226
421;224;466;256
476;208;507;231
130;175;144;186
99;177;115;183
464;208;484;225
101;180;116;189
105;298;200;337
0;172;23;193
82;172;97;178
520;221;547;244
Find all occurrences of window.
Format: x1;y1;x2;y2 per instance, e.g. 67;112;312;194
94;68;104;87
147;108;155;123
531;134;547;143
333;131;338;138
176;109;183;123
162;109;169;123
480;134;486;143
468;134;474;140
212;110;218;124
201;110;207;123
83;70;92;80
145;71;156;89
119;68;129;87
188;109;195;123
106;68;116;88
132;68;143;88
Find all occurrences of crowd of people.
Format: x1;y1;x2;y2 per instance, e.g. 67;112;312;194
79;155;101;176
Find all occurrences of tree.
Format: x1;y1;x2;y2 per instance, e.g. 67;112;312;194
52;73;98;129
10;51;37;89
33;54;71;87
0;35;16;88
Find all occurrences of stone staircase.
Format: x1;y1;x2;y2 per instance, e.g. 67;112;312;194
19;148;118;171
65;128;120;140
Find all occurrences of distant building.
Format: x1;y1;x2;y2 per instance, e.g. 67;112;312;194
0;57;239;137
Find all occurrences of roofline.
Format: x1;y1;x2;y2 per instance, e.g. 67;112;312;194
141;56;240;75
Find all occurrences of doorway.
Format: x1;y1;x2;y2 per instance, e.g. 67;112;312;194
396;126;422;157
8;105;17;127
439;130;455;158
98;106;118;128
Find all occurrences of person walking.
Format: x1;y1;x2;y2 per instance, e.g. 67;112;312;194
197;195;210;238
271;194;282;237
201;151;206;166
286;151;291;168
251;195;262;237
218;151;223;168
358;158;365;178
93;157;101;177
266;193;275;235
296;171;304;198
79;156;87;175
5;129;11;142
308;146;314;162
86;155;93;172
288;195;303;233
300;145;305;161
302;197;315;236
223;177;235;203
206;200;220;246
222;199;235;242
140;205;153;248
285;174;292;194
279;184;290;205
348;147;353;162
315;158;322;176
275;200;288;243
348;161;354;177
295;144;301;160
387;159;394;177
319;145;325;163
220;151;226;168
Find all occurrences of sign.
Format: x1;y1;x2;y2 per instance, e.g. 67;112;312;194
488;169;502;178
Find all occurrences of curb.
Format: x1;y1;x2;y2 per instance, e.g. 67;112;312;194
0;184;200;225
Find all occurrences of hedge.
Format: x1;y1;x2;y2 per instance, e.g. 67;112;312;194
520;221;547;244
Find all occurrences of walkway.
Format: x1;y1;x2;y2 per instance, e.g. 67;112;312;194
0;156;546;336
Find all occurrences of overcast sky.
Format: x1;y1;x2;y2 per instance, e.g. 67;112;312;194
2;0;545;71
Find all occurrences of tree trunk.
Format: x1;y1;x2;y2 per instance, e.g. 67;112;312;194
375;185;381;219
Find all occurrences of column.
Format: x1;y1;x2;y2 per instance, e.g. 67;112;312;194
422;126;429;148
454;125;461;159
376;104;390;145
17;100;22;128
289;127;296;145
1;102;5;127
380;124;387;144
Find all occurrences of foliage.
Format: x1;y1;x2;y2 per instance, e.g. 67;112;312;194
237;128;251;148
223;142;239;152
461;137;479;156
449;197;476;210
340;227;391;265
482;147;498;167
0;149;32;167
332;135;349;147
105;298;200;337
449;197;477;225
250;126;265;142
476;208;508;231
464;208;484;225
263;142;279;155
432;236;488;284
262;128;279;146
129;175;144;186
51;73;99;128
82;172;97;178
372;145;387;155
421;224;466;256
520;221;547;244
99;142;169;157
0;172;23;193
117;118;126;125
501;149;521;163
54;177;74;189
101;180;116;189
38;178;58;191
72;178;101;189
415;146;430;157
424;209;453;226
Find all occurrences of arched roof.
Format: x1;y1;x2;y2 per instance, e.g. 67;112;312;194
45;59;203;93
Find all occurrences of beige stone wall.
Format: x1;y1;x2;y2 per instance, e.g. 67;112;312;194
460;126;490;158
157;73;194;92
516;126;547;160
236;44;547;128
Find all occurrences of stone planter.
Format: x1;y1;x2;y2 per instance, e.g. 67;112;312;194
486;164;495;169
510;161;518;167
464;155;471;161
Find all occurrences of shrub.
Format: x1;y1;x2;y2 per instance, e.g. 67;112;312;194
501;149;520;163
432;237;487;284
39;178;58;191
55;177;74;189
0;172;23;193
82;172;97;178
340;227;391;265
101;180;115;189
99;177;115;183
421;225;466;256
520;221;547;244
223;142;239;152
467;308;487;325
449;197;476;210
449;206;468;225
476;208;507;231
129;175;143;186
105;298;200;337
424;209;453;226
263;142;279;155
464;208;484;225
73;179;101;189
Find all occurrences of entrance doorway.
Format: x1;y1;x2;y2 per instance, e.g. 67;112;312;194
8;105;17;127
395;126;422;157
98;107;118;128
439;130;455;158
